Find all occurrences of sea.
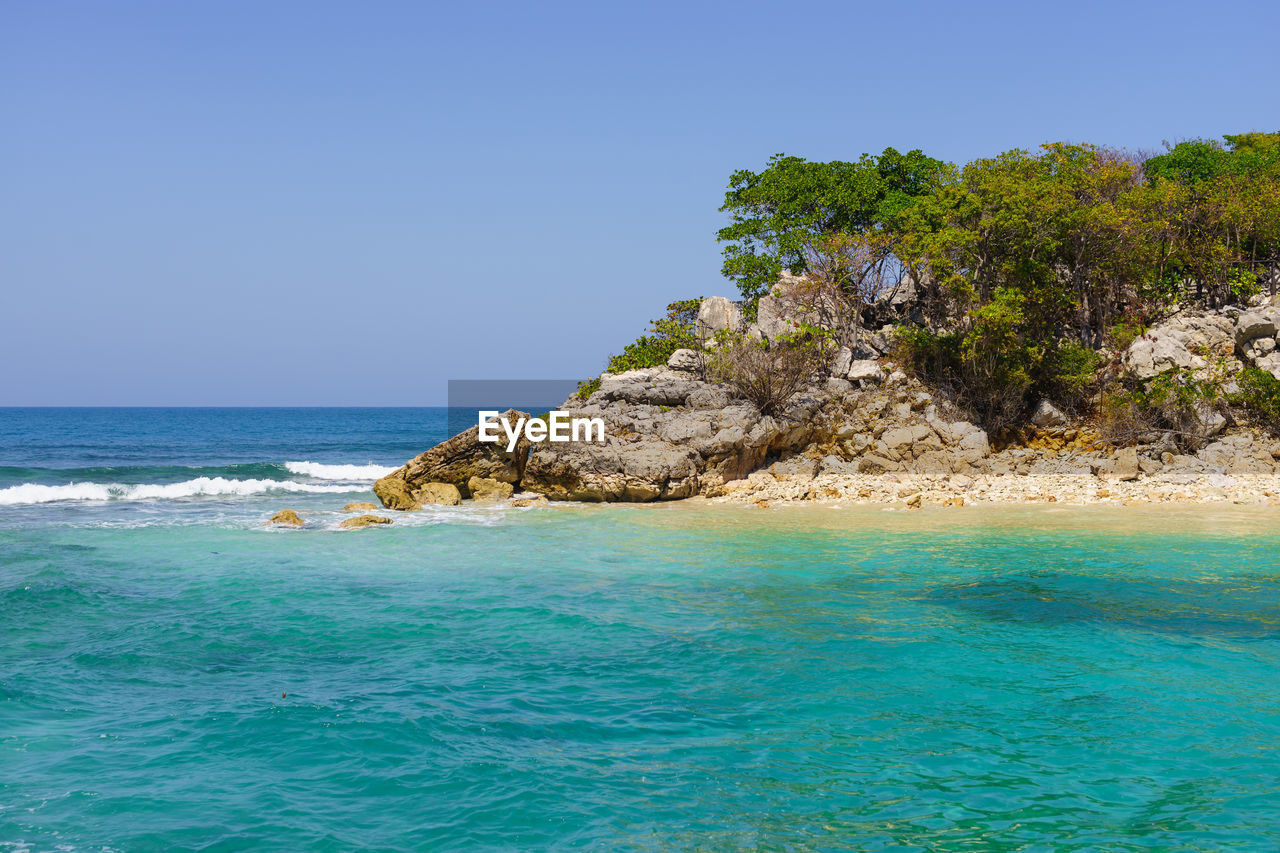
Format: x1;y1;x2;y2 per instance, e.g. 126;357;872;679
3;407;1280;851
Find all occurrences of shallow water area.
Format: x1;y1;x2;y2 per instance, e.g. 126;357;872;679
4;408;1280;850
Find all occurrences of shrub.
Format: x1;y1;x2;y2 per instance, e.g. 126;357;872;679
577;299;701;398
1101;368;1230;449
895;289;1040;432
1231;367;1280;435
1106;315;1147;354
707;330;830;417
1042;341;1104;410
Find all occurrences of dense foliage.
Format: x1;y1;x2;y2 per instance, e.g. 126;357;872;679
719;132;1280;428
1231;367;1280;435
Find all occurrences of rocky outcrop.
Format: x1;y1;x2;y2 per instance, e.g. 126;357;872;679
339;514;393;530
376;295;1277;510
414;482;462;506
846;360;886;385
268;509;304;527
753;272;843;341
373;409;529;509
468;476;514;502
695;297;743;342
1030;399;1067;428
666;348;703;372
1124;305;1280;381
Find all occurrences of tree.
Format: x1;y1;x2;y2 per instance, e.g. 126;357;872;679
716;148;952;304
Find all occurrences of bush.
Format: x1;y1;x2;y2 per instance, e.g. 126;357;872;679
1042;341;1104;410
707;331;830;417
895;289;1040;432
576;299;701;398
1231;367;1280;435
1101;368;1229;449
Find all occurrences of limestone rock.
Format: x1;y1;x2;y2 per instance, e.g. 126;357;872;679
522;436;701;502
1258;352;1280;379
414;482;462;506
267;509;304;527
1108;447;1141;481
847;360;886;385
755;272;841;341
695;297;743;342
509;495;550;507
666;348;703;373
830;346;853;378
1030;399;1067;428
1124;333;1203;380
373;408;530;509
467;476;514;502
342;501;379;512
593;368;707;407
1235;310;1278;349
339;514;393;530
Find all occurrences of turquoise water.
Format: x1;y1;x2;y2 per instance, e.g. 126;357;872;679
3;410;1280;850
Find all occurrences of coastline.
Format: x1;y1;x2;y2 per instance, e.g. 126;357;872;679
707;470;1280;508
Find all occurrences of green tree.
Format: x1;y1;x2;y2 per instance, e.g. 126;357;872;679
716;148;952;303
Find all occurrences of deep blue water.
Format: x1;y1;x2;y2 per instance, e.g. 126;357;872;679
3;408;1280;851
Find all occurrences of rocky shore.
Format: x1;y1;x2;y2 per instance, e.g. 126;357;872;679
371;289;1280;513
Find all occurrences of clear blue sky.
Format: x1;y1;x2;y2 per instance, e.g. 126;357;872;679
3;0;1277;404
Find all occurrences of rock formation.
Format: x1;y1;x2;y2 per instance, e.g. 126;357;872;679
339;514;393;530
371;291;1280;510
268;509;304;527
373;409;529;509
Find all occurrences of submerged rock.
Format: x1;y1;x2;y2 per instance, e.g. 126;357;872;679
339;514;393;530
343;501;379;512
267;509;304;527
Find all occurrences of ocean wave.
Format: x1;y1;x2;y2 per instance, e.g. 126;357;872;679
0;477;361;506
284;461;398;480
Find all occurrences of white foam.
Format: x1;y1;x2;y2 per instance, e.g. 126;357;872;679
284;461;398;480
0;477;360;506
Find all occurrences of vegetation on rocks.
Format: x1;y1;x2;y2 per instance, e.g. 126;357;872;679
1232;367;1280;435
576;299;701;399
715;131;1280;433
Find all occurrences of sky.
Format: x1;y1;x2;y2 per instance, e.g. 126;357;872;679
2;0;1278;405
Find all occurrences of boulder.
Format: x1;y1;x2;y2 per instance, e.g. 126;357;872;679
847;360;886;384
467;476;514;502
830;346;853;378
1107;447;1141;481
755;272;842;341
267;509;304;528
593;368;707;407
1124;333;1203;380
509;495;550;507
695;297;743;342
342;501;379;512
1235;310;1278;349
1030;399;1067;428
522;437;701;501
1243;336;1277;362
666;348;703;373
1256;352;1280;380
373;408;530;509
414;482;462;506
339;514;393;530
